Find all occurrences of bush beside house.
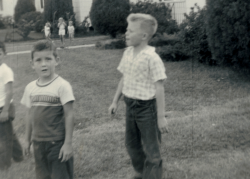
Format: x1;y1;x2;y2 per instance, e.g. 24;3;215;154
90;0;130;38
14;0;36;23
206;0;250;68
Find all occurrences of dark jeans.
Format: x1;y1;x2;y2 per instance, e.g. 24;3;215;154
33;140;74;179
0;111;23;170
124;96;162;179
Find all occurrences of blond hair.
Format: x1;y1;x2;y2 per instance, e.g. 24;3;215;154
127;13;158;38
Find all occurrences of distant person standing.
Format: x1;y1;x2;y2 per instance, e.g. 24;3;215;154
58;17;66;47
43;22;52;41
68;21;75;43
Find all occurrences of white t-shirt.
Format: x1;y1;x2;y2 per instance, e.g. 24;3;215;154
44;26;50;35
68;26;75;33
0;63;14;107
21;76;75;141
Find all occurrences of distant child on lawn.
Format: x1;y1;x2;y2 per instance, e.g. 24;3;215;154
44;22;52;41
21;40;75;179
58;17;67;46
108;13;168;179
68;21;75;43
0;41;23;170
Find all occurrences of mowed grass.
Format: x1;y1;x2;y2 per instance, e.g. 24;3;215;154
0;46;250;179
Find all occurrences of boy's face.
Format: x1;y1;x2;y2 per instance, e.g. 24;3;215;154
31;50;58;80
125;22;144;47
69;21;72;25
0;48;5;64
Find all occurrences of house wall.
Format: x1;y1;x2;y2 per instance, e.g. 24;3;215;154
0;0;17;16
73;0;92;23
34;0;44;12
0;0;43;17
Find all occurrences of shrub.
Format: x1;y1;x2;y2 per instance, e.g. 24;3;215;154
14;0;36;23
96;39;126;50
90;0;130;38
156;43;190;61
75;16;90;35
20;11;44;32
16;18;34;39
149;33;180;47
130;1;179;35
206;0;250;68
178;5;213;64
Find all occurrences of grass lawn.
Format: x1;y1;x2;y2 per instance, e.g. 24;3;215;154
0;46;250;179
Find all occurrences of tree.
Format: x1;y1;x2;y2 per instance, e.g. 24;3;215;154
206;0;250;68
90;0;130;38
14;0;36;23
44;0;74;23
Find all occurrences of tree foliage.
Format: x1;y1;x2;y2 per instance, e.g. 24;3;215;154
178;5;212;64
14;0;36;23
130;1;179;35
44;0;74;26
206;0;250;67
20;11;44;32
90;0;130;38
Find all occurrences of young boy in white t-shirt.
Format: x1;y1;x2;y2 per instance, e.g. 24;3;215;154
68;21;75;43
43;22;51;41
21;40;75;179
0;41;23;170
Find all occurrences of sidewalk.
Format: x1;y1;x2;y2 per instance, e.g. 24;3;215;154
5;35;110;53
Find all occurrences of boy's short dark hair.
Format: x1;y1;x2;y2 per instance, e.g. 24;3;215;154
31;40;58;60
0;41;6;54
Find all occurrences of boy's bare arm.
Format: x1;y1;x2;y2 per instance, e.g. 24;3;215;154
59;101;74;162
0;82;13;122
155;80;168;133
108;76;124;115
24;108;32;155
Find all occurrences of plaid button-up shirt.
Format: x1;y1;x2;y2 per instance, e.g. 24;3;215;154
117;46;167;100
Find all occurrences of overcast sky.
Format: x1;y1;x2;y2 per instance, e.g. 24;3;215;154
186;0;206;13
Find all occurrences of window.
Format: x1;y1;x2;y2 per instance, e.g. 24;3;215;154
40;0;44;8
0;0;3;11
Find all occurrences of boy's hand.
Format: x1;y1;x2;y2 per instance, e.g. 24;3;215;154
24;140;31;155
0;110;9;122
108;102;117;115
59;143;73;162
157;117;169;134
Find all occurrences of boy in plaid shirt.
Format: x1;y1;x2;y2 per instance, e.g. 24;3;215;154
109;13;168;179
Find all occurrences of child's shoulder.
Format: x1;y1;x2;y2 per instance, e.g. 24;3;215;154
143;46;161;60
55;76;72;88
25;80;37;89
0;63;13;74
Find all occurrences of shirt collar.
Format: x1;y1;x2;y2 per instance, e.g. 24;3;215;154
128;45;155;55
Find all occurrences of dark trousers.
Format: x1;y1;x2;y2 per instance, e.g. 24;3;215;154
124;96;162;179
33;140;74;179
0;107;23;170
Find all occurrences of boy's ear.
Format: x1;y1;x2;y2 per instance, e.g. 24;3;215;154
142;33;149;40
30;60;35;69
55;57;60;65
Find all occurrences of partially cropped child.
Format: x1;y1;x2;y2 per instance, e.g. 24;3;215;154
68;21;75;43
44;22;51;41
21;40;75;179
109;13;168;179
0;41;23;170
58;17;67;46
